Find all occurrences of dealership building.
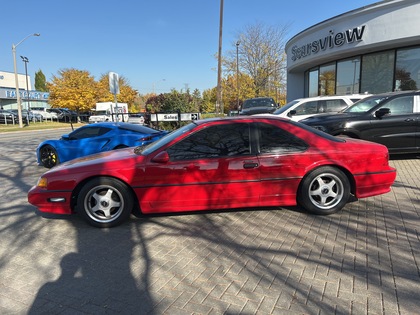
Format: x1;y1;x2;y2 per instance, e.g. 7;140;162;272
0;71;49;110
285;0;420;101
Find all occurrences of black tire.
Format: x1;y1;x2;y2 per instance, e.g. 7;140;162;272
77;177;133;228
40;145;59;168
298;166;350;215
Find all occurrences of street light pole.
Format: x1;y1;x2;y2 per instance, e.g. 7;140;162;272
12;33;40;128
21;56;30;112
236;41;240;111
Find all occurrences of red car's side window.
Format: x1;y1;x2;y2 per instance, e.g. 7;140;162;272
257;123;308;154
167;123;251;161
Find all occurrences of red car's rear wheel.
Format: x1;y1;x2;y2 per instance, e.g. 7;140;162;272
298;166;350;215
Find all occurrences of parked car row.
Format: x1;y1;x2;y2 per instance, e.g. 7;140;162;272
9;109;44;122
0;108;76;124
299;90;420;155
1;107;149;126
0;109;18;124
246;90;420;154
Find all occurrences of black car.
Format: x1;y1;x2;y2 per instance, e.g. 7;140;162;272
239;97;278;115
300;90;420;154
0;109;28;125
0;109;18;124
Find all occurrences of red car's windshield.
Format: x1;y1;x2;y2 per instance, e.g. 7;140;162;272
136;122;197;155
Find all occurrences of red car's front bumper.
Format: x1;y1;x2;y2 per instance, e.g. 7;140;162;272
28;186;73;215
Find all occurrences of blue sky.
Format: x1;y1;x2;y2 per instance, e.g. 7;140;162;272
1;0;377;94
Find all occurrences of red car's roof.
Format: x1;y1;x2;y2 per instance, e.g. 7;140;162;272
194;115;291;125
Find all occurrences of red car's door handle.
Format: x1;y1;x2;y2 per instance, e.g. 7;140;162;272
243;162;259;169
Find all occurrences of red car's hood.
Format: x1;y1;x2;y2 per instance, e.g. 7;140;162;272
50;147;143;172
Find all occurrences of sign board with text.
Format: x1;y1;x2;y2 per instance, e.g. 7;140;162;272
150;113;200;122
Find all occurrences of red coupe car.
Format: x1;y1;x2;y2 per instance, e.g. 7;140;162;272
28;116;396;228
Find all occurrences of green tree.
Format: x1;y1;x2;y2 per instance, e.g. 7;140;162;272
146;94;166;113
202;88;217;113
191;89;202;113
222;73;256;112
34;70;48;92
161;89;195;113
133;93;150;112
145;90;196;130
47;68;97;112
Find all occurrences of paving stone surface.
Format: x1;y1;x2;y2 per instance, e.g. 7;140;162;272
0;129;419;314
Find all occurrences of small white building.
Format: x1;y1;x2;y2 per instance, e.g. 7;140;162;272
285;0;420;101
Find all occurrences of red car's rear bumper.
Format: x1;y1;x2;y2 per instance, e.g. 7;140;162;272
354;168;397;199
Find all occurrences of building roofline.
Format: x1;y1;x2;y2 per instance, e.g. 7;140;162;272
286;0;402;47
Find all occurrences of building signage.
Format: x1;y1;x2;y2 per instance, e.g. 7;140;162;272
291;25;366;62
0;88;49;100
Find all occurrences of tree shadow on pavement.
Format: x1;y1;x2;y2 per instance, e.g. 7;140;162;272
28;218;156;314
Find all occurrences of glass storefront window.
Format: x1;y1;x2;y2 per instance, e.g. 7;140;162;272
336;58;360;95
395;46;420;91
361;51;394;94
319;64;335;95
303;47;420;97
308;69;319;97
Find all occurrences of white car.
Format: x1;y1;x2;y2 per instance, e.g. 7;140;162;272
30;108;59;121
266;94;371;121
127;114;145;125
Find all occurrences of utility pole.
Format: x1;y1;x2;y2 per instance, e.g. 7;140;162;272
216;0;224;116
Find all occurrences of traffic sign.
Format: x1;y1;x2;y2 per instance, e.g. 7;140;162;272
109;72;119;95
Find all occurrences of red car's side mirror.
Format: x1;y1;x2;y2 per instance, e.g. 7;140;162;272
151;151;170;163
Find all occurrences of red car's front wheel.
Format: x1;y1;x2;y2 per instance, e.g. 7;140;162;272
77;177;133;228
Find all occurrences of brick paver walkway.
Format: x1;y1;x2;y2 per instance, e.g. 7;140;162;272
0;130;419;314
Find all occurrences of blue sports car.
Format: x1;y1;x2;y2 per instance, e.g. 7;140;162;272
37;122;168;168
